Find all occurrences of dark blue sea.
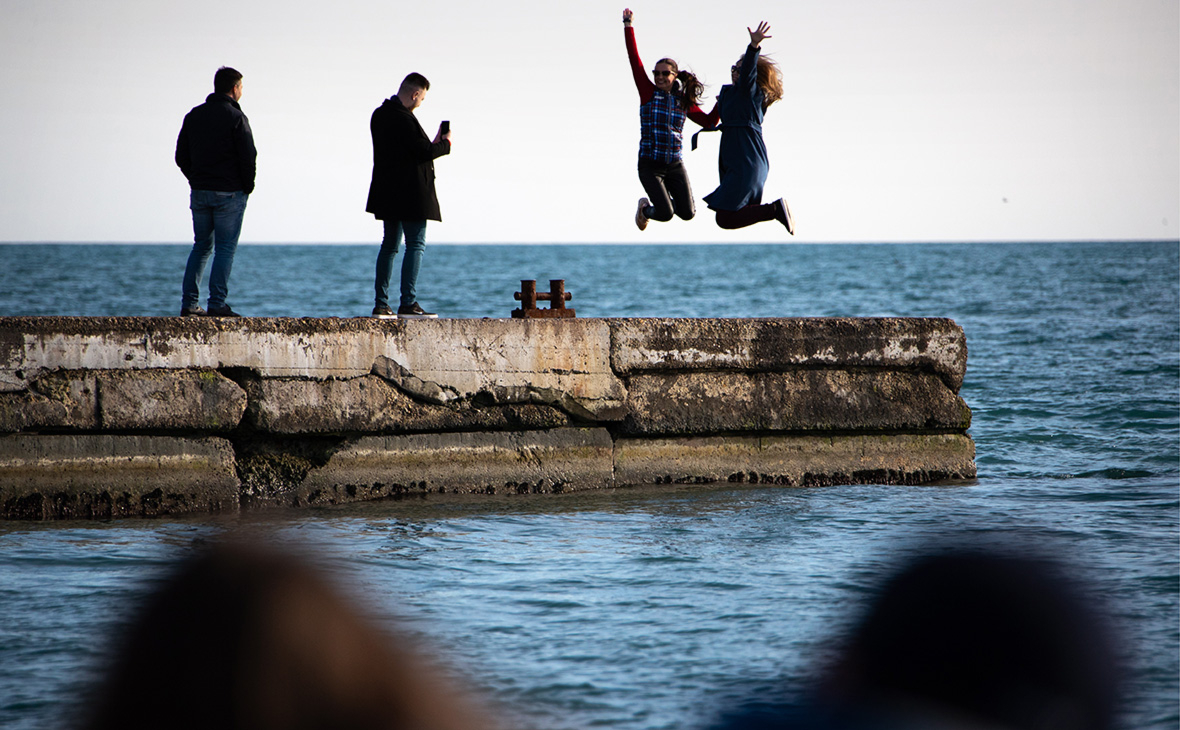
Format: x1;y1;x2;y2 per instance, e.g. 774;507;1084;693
1;242;1177;729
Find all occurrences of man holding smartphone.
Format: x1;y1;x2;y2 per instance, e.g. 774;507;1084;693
365;72;452;318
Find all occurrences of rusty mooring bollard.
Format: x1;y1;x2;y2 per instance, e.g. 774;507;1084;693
512;279;576;318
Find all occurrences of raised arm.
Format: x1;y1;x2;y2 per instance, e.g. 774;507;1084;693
735;22;767;95
748;20;771;49
623;8;655;103
377;109;449;166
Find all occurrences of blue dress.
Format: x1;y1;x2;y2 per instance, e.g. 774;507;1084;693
703;43;769;211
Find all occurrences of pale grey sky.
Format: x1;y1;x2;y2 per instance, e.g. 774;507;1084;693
1;0;1177;243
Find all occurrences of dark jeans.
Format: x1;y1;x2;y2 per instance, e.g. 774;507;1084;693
375;219;427;308
638;157;695;222
182;189;248;309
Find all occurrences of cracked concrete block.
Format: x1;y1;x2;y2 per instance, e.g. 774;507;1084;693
1;317;629;420
0;370;98;432
0;434;240;518
286;427;615;505
621;370;971;436
609;318;968;392
98;370;246;431
0;371;25;393
369;318;627;420
614;433;976;486
246;375;571;434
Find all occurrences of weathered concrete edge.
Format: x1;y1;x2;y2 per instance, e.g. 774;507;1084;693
3;366;970;436
0;430;976;518
0;316;966;392
608;318;967;392
614;433;977;487
0;317;971;435
275;428;617;508
0;434;240;519
0;317;627;419
0;316;976;519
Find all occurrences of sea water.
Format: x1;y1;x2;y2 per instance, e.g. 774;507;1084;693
0;241;1177;729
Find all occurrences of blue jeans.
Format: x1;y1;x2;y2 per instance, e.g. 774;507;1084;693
374;219;427;308
182;189;248;309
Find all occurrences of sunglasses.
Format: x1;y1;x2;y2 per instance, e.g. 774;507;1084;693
653;70;676;77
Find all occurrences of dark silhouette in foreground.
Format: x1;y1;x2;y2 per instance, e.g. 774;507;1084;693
713;548;1121;730
80;540;491;730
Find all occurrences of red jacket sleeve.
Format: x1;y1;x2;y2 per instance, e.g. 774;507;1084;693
687;101;720;129
625;25;655;105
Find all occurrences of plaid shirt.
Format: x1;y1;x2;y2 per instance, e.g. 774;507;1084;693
639;90;687;163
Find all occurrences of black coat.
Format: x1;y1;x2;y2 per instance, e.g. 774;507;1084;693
175;93;257;194
365;97;450;222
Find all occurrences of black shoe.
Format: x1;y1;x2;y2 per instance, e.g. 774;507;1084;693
206;305;241;317
372;304;396;319
181;306;206;317
397;302;437;319
774;198;795;235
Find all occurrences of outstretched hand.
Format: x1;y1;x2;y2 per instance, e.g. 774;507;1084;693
623;8;633;23
748;21;771;47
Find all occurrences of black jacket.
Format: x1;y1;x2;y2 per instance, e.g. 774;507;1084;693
175;93;257;194
365;96;450;222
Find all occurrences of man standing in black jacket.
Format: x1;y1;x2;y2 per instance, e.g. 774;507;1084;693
365;72;451;319
176;67;257;317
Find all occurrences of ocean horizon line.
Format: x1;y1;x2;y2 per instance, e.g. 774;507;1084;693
1;238;1177;247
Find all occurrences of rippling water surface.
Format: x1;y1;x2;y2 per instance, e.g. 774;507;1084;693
0;241;1177;729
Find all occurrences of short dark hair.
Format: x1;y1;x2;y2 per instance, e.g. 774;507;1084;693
213;67;243;95
399;72;430;94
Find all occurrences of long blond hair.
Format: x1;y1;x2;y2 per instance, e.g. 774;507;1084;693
756;56;783;109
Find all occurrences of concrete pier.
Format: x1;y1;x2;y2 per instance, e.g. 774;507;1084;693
0;316;974;519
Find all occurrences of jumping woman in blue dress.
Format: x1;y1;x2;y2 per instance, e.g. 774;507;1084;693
702;21;794;234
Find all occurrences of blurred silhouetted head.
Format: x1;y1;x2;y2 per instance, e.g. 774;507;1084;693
710;546;1121;730
80;539;489;730
819;549;1121;730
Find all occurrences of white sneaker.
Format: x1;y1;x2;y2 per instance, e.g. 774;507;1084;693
635;197;650;231
774;198;795;235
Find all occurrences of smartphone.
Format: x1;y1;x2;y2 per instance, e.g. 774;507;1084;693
440;120;450;134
